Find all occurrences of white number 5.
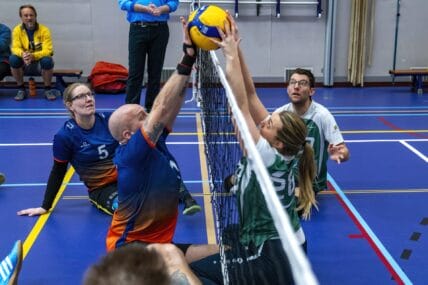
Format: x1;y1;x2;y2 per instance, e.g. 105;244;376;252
98;145;109;159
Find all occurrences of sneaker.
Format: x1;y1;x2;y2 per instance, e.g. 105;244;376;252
0;240;23;285
44;90;56;101
14;90;27;101
0;173;5;185
182;198;202;216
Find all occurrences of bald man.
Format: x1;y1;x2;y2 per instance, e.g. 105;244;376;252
105;17;217;263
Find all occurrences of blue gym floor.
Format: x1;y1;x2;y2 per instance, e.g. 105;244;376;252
0;85;427;284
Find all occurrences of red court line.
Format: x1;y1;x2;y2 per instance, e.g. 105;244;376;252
378;117;428;139
327;181;406;285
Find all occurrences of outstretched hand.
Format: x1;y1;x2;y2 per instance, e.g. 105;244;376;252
180;16;196;57
328;143;347;164
17;207;47;217
211;12;241;58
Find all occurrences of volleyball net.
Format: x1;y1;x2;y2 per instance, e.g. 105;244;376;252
196;49;318;285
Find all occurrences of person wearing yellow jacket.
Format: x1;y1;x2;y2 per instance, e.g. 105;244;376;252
9;4;58;101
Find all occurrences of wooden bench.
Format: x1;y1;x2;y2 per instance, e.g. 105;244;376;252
0;69;83;94
389;69;428;95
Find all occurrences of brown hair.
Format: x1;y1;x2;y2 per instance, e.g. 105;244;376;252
289;68;315;88
63;82;92;118
276;111;317;219
83;243;170;285
19;4;37;17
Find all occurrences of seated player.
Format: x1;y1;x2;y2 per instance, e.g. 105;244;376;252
9;5;59;101
83;243;201;285
190;13;317;285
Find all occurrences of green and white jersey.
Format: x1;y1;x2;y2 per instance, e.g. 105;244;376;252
235;137;303;248
275;101;344;192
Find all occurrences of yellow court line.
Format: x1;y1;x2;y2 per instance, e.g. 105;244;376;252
23;167;75;259
196;113;216;244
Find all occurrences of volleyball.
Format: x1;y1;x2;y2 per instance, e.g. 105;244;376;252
188;5;229;51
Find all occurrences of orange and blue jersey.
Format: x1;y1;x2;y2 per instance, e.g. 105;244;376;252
53;112;118;191
106;127;181;251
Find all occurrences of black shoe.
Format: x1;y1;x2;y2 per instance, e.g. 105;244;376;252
182;198;201;215
223;174;236;192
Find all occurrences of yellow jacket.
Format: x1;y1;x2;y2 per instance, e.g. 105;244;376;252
11;23;54;61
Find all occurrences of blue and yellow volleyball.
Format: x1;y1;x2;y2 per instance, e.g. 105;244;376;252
188;5;229;51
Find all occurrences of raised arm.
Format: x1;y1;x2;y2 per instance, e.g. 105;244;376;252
217;14;261;144
143;17;196;143
237;48;269;125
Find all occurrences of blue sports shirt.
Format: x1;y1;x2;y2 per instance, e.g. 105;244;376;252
53;112;118;191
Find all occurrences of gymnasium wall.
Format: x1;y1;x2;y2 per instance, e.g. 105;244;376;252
1;0;427;83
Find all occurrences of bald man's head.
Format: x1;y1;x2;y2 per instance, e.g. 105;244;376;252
109;104;147;144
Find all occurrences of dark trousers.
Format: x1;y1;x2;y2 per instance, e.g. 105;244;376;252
190;239;295;285
126;23;169;112
0;62;11;81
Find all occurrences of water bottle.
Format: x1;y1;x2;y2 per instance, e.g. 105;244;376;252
29;77;37;97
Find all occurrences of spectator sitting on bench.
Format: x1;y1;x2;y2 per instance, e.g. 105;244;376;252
0;23;11;82
9;4;58;101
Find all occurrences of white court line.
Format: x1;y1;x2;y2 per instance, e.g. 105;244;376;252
345;139;428;143
1;138;427;147
0;143;52;146
399;140;428;163
0;141;239;146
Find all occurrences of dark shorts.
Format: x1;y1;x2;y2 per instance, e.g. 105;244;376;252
173;243;191;255
88;182;118;215
128;241;191;256
190;239;294;285
0;61;11;80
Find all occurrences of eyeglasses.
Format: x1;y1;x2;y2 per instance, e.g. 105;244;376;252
288;79;310;87
70;92;95;101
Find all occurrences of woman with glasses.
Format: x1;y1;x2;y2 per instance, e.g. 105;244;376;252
17;83;199;217
18;83;120;216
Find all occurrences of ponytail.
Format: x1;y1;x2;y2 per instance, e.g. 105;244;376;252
296;143;318;220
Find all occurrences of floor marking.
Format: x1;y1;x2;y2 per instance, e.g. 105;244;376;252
1;138;428;148
378;117;428;139
328;173;412;285
409;232;421;241
196;113;216;244
399;140;428;162
342;130;428;134
22;167;75;259
319;189;428;194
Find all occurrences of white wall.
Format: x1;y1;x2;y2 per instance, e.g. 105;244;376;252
1;0;427;82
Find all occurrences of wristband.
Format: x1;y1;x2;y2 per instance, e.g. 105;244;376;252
176;54;196;75
183;43;197;56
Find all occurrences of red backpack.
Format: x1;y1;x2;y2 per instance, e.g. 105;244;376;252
89;61;128;94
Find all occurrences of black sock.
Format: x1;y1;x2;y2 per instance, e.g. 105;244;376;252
44;86;51;90
18;84;25;90
178;181;193;203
